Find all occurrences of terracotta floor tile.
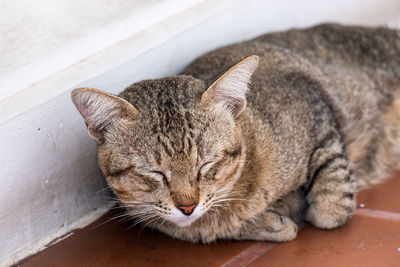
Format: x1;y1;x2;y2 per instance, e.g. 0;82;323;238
357;172;400;213
21;209;256;267
249;215;400;267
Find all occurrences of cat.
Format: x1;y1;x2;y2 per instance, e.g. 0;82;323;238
71;24;400;243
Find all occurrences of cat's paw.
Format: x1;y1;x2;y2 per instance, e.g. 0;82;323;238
258;211;298;242
305;198;355;229
239;211;299;242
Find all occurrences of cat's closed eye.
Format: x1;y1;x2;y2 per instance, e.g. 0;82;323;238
108;166;134;177
224;145;242;158
150;171;169;186
197;162;213;182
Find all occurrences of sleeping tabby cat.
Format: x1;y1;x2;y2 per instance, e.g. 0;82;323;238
71;24;400;243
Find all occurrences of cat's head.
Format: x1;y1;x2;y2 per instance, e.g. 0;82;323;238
71;55;258;227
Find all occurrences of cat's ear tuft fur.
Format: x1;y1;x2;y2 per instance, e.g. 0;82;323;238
201;55;259;117
71;88;139;143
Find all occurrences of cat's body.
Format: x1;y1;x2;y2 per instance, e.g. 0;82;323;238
184;24;400;190
72;24;400;243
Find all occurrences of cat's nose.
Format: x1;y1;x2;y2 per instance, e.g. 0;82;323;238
177;203;197;216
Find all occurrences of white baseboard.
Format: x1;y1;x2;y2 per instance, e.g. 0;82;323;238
2;203;113;267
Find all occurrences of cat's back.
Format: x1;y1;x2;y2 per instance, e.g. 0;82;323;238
184;23;400;80
183;24;400;128
254;23;400;75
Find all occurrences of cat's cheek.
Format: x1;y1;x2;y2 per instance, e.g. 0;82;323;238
214;164;236;181
105;177;126;193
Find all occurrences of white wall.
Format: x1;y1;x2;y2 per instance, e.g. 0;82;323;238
1;0;399;265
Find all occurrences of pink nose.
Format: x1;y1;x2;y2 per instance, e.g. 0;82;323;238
177;204;197;216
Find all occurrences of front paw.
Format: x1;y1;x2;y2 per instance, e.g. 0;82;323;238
305;198;355;229
254;211;298;242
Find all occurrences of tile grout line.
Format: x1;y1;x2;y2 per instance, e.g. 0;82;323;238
221;242;277;267
220;207;400;267
355;208;400;221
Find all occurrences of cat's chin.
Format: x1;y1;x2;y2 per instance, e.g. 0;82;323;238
170;214;201;228
173;219;197;228
173;220;196;228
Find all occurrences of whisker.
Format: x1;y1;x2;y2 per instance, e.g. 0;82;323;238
89;210;132;230
108;204;137;211
95;185;113;194
112;214;136;224
157;217;168;229
139;216;161;234
213;198;248;203
128;214;158;229
122;204;152;210
126;209;153;218
97;196;121;201
125;201;157;206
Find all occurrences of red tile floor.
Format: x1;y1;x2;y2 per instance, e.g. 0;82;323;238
20;173;400;267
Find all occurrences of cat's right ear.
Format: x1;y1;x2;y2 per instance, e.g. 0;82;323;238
71;88;139;143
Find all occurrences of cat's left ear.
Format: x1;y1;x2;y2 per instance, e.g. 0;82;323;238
200;55;259;117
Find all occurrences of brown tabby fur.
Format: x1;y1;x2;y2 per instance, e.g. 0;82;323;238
72;24;400;243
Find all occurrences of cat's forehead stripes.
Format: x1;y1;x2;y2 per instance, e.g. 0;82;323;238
119;76;207;158
154;109;197;156
119;75;204;112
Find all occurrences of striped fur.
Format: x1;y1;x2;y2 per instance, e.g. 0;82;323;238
72;24;400;243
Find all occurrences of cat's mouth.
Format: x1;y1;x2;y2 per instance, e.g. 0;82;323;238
163;206;205;227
